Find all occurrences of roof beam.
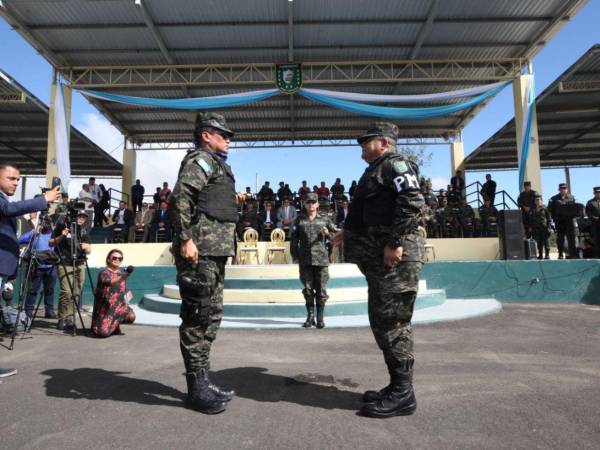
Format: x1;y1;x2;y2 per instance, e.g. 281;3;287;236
0;140;45;167
541;120;600;159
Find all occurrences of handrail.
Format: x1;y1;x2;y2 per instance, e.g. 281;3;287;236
107;188;129;216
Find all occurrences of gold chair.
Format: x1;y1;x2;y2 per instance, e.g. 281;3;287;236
418;225;436;261
238;228;259;264
267;228;287;264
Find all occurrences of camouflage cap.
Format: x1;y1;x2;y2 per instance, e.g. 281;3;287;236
357;122;399;145
195;112;234;137
305;193;318;203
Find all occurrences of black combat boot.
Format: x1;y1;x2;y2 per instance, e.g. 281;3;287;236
206;367;236;401
303;304;315;328
544;249;550;259
360;368;416;418
185;366;228;414
316;305;325;328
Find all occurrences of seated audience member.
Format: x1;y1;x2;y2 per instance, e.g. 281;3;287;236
437;188;446;206
17;217;57;318
91;249;136;338
330;178;345;201
437;197;460;238
336;200;350;226
259;202;276;240
426;201;440;238
348;180;357;201
446;185;460;207
277;198;297;236
237;202;260;239
458;199;476;237
479;198;499;237
129;202;154;242
151;201;172;242
159;182;171;204
451;170;465;199
111;201;134;242
316;181;330;201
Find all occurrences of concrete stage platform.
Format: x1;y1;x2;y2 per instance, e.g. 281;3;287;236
2;303;598;449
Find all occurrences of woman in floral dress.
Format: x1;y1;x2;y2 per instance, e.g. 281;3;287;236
91;249;136;337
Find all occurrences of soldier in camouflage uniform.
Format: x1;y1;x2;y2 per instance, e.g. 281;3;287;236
170;112;240;415
290;192;338;328
531;194;552;259
332;122;424;418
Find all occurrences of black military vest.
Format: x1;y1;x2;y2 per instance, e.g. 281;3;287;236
196;153;239;223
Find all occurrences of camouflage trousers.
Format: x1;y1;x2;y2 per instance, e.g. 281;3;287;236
299;265;329;306
176;256;226;372
357;261;422;371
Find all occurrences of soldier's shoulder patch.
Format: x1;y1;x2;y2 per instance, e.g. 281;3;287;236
195;157;213;176
391;159;409;174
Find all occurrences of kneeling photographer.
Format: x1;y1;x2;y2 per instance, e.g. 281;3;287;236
50;207;91;331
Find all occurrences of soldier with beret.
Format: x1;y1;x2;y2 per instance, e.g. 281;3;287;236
548;183;577;259
332;122;424;418
290;192;337;328
585;187;600;258
531;194;552;259
170;112;240;414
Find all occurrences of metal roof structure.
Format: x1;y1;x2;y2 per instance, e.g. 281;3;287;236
0;69;122;176
464;44;600;171
0;0;589;149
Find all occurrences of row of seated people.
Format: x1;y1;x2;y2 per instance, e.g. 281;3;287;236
237;198;350;241
421;198;499;238
109;201;172;243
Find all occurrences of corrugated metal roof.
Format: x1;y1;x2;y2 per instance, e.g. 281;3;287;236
0;69;122;176
0;0;589;144
464;45;600;170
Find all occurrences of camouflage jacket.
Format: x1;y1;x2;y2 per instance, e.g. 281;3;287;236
290;212;337;266
531;206;552;230
343;152;424;264
170;147;236;257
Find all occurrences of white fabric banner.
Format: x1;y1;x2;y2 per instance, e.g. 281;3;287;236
54;84;71;191
301;81;508;103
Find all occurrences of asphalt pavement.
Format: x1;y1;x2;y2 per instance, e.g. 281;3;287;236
1;303;599;450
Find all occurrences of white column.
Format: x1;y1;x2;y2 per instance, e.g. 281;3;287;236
450;140;465;176
121;138;136;205
513;74;542;193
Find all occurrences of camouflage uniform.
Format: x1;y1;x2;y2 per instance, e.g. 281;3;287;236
290;205;337;309
531;200;552;259
171;143;237;373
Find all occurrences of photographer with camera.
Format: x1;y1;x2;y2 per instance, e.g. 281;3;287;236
17;216;58;318
1;163;60;376
91;249;136;338
50;210;91;331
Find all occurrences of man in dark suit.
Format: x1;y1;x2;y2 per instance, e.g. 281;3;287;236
131;179;145;213
151;200;172;241
258;201;276;240
480;174;497;205
111;200;134;242
0;163;60;377
450;170;465;199
336;200;350;226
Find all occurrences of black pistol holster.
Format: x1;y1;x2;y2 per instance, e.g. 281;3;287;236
178;272;213;326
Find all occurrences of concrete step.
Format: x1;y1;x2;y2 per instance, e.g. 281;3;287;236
139;289;446;317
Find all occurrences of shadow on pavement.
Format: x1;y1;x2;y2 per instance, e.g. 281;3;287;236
41;368;184;407
213;367;363;411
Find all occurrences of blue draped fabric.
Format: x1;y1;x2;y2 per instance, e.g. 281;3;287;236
80;88;280;110
297;82;509;120
518;77;536;189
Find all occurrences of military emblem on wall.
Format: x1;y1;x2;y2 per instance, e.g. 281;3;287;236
276;64;302;93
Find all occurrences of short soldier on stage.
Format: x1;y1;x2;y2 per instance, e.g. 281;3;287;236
531;194;552;260
170;112;240;415
585;187;600;258
548;183;577;259
333;122;424;418
290;192;337;328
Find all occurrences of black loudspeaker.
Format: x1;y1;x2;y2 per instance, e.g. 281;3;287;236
498;210;525;260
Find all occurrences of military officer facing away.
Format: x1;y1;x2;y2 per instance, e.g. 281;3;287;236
585;187;600;258
548;183;577;259
290;192;338;328
170;112;240;414
332;122;424;418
